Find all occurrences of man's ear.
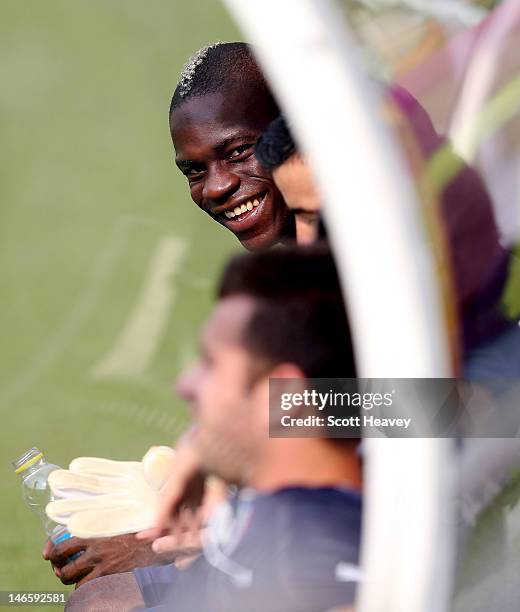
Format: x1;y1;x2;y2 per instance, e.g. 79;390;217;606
265;363;310;428
268;362;306;381
268;363;308;407
249;363;308;432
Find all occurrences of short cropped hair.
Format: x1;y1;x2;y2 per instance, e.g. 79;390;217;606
254;115;298;172
170;42;278;117
217;245;356;379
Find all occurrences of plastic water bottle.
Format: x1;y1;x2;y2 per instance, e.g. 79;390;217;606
12;447;77;549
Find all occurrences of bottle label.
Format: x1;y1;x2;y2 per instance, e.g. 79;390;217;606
51;527;82;561
51;529;72;545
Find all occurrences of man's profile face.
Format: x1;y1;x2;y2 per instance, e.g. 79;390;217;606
171;90;292;250
272;155;321;245
176;295;267;483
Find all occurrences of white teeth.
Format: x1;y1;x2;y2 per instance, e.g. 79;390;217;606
227;197;262;220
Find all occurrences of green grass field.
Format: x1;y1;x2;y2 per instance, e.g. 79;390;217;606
0;0;240;595
2;2;520;608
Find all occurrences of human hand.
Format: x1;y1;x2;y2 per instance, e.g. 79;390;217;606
46;447;177;538
138;483;228;567
138;506;205;565
43;533;170;587
139;433;204;543
137;433;228;559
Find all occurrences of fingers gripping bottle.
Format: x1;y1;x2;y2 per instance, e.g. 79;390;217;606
12;447;81;558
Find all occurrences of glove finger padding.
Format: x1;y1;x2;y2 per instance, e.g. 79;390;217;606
46;493;132;521
48;469;133;496
142;446;176;490
45;446;176;538
68;503;159;538
69;457;143;478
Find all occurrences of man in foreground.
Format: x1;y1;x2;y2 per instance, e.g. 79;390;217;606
66;245;362;611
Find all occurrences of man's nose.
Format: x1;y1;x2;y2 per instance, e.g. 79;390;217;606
295;216;320;245
175;363;199;403
202;164;240;207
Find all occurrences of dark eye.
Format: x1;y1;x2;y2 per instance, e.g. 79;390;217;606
228;144;253;160
184;165;205;181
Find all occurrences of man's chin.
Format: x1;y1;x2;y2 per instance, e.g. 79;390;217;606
238;230;282;251
199;447;250;485
237;211;295;251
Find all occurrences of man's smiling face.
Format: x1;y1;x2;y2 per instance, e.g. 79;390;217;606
170;90;292;250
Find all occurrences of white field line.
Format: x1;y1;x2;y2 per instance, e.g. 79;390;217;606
92;236;187;379
0;217;138;407
91;399;189;440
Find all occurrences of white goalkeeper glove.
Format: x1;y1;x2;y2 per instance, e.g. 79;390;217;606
45;446;176;538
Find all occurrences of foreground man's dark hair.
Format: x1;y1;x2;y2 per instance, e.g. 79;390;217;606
218;244;357;379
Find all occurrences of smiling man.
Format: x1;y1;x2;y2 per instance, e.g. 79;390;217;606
169;42;295;250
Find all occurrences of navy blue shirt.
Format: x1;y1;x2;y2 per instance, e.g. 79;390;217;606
135;486;362;612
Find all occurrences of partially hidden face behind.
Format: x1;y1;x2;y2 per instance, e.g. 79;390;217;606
272;155;321;245
176;295;268;484
170;90;293;250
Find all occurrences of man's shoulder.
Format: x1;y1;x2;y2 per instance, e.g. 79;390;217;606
257;486;362;523
265;485;362;505
246;486;362;556
236;487;362;609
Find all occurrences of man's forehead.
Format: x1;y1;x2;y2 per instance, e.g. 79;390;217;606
201;295;257;348
174;124;258;160
171;91;272;145
172;91;228;126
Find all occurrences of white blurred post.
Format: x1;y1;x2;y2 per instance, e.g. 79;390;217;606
222;1;456;611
